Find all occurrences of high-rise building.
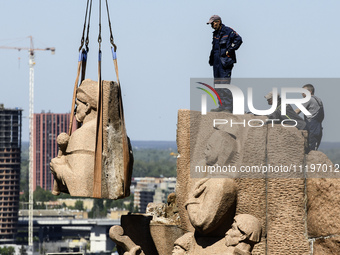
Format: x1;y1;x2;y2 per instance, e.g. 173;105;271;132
133;177;176;213
33;112;71;191
0;104;22;243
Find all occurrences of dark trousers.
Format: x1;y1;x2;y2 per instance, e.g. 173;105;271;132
213;62;233;111
306;119;323;150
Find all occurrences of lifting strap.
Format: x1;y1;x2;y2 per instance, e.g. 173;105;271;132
93;50;103;198
93;0;103;198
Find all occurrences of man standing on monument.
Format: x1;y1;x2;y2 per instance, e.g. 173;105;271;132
207;15;242;112
295;84;324;150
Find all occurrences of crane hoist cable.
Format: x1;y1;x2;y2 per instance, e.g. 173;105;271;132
105;0;119;83
68;0;92;135
81;0;92;82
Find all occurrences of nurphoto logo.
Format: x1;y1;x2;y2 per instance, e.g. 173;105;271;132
197;82;312;116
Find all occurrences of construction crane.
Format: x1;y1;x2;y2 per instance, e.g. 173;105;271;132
0;36;55;254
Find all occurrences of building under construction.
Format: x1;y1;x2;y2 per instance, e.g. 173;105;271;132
0;104;22;243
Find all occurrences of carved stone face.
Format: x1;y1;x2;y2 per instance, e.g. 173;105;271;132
204;131;236;166
186;178;236;234
75;99;88;123
225;222;245;247
204;140;218;165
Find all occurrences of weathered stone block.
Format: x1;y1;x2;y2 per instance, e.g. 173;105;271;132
266;126;310;255
307;150;340;238
313;236;340;255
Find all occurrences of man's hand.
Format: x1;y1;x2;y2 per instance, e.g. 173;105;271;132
226;51;231;57
209;56;214;66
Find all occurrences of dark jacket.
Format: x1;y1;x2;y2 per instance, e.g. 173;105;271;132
209;24;243;68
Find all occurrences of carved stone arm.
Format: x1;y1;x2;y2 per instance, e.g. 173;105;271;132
110;225;145;255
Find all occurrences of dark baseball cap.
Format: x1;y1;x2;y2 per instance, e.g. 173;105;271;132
207;15;221;24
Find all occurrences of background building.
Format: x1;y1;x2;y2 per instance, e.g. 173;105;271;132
153;177;176;204
0;104;22;243
33;112;71;191
133;177;176;213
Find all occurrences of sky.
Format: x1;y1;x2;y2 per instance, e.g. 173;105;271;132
0;0;339;142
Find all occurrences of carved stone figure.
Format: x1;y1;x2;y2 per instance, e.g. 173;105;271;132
225;214;262;255
172;232;193;255
204;129;238;167
110;225;145;255
168;176;236;255
109;109;340;254
172;213;261;255
50;79;133;199
50;80;98;197
185;178;237;235
171;113;262;255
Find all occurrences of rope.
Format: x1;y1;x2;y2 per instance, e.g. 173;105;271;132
105;0;117;51
104;0;119;83
79;0;90;51
85;0;93;52
98;0;102;48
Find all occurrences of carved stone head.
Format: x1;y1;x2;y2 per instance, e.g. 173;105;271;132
75;79;98;123
204;130;237;166
76;79;98;110
185;178;236;234
225;214;262;249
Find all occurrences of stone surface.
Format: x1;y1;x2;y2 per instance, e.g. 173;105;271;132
266;126;310;255
313;236;340;255
119;215;158;255
173;214;262;255
149;224;185;255
175;110;314;255
101;80;133;199
50;79;133;199
235;178;266;255
307;151;340;238
176;110;267;254
111;109;338;254
109;225;145;255
176;109;193;233
186;178;236;236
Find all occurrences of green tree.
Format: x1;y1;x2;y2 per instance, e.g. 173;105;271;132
20;142;29;193
74;200;84;211
34;186;56;202
20;159;29;192
90;199;106;218
132;149;177;177
0;246;15;255
19;245;27;255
